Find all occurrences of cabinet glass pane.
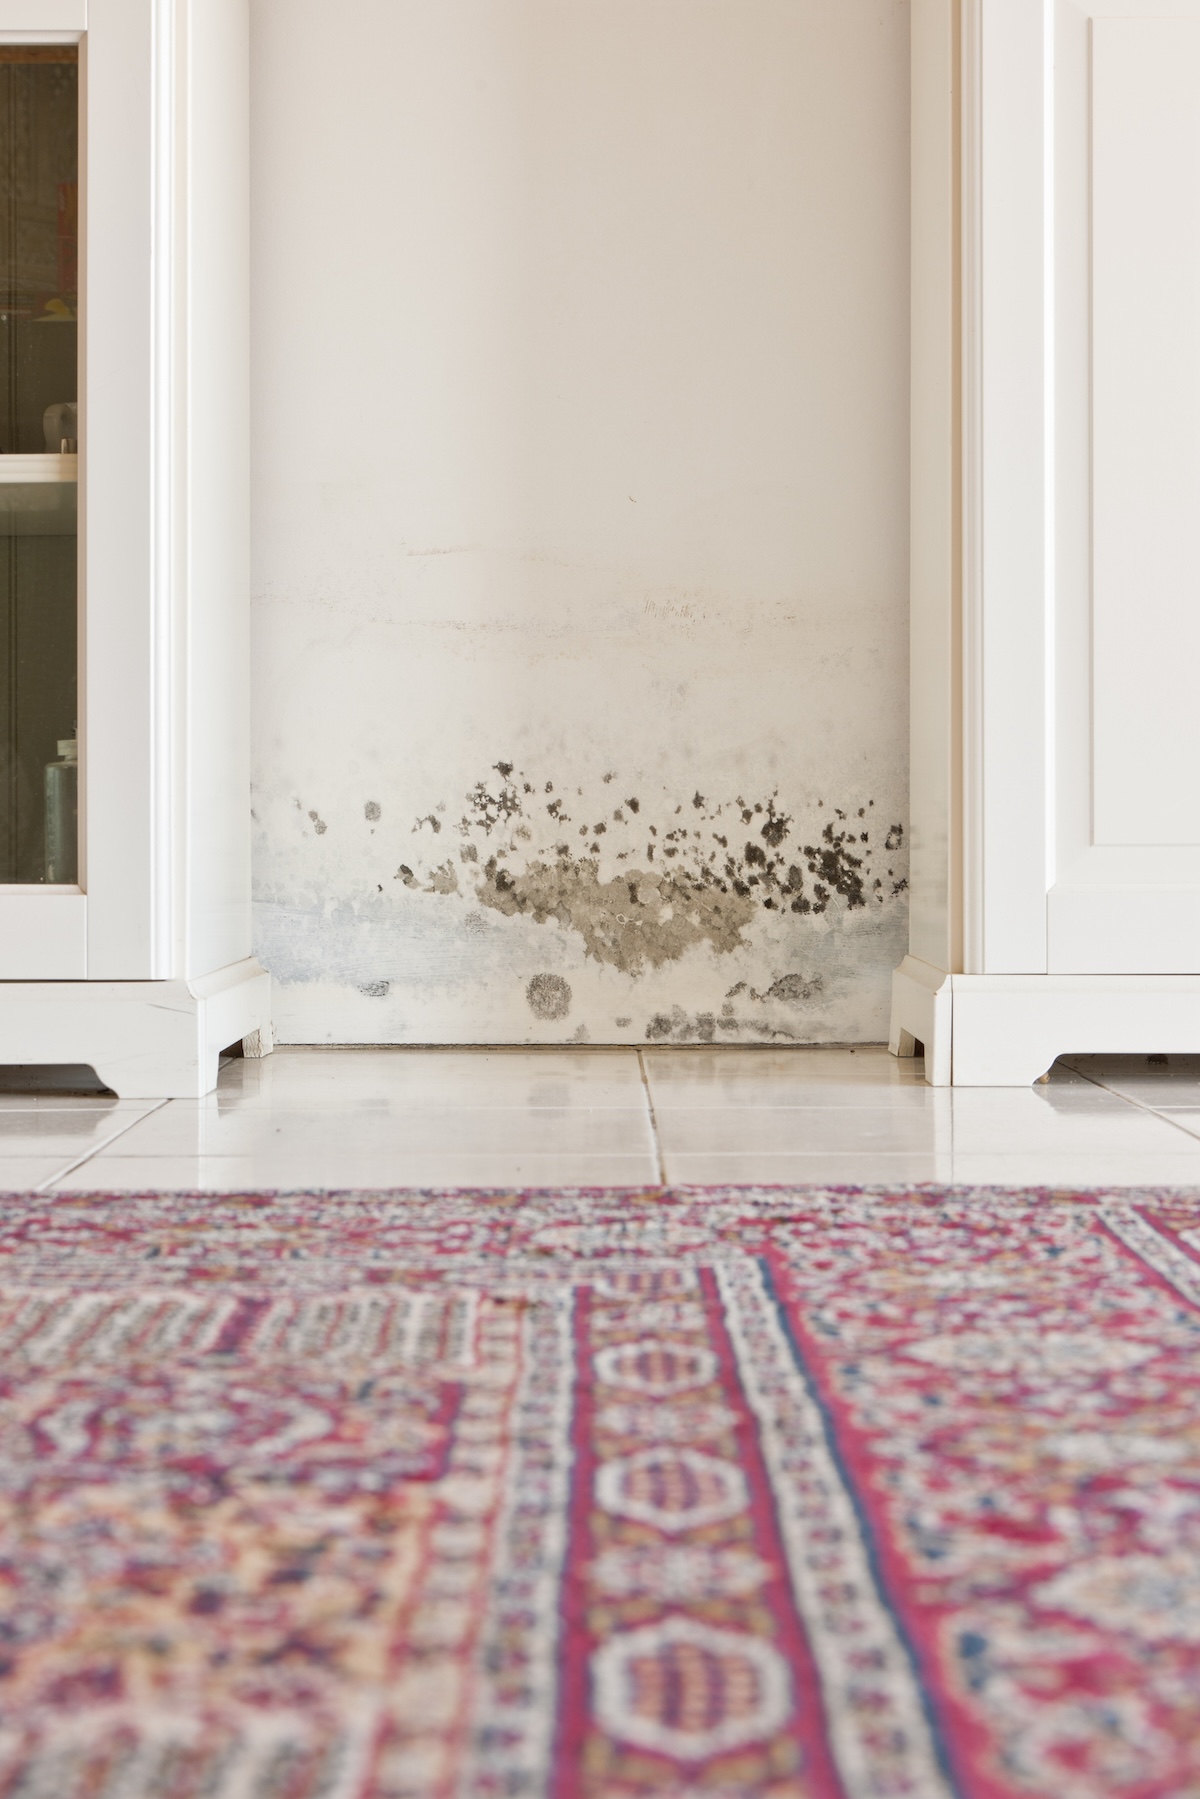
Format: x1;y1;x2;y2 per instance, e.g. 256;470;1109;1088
0;46;78;885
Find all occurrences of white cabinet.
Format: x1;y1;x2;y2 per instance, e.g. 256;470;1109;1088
0;0;270;1095
893;0;1200;1084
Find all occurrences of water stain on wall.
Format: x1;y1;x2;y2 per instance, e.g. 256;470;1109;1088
390;760;905;976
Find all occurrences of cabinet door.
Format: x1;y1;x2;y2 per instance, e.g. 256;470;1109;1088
971;0;1200;976
1048;0;1200;972
0;0;175;980
0;14;84;974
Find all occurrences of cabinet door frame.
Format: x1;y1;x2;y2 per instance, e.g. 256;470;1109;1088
967;0;1200;978
964;0;1051;974
0;0;178;980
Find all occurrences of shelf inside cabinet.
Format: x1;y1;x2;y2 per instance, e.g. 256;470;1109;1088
0;454;77;535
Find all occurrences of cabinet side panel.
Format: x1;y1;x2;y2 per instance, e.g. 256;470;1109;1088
1091;19;1200;848
183;0;250;976
908;0;960;974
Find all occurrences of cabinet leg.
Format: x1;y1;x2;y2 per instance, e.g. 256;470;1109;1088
242;1022;275;1059
889;956;953;1086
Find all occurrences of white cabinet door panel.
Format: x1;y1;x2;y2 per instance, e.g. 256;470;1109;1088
1047;0;1200;973
1091;19;1200;849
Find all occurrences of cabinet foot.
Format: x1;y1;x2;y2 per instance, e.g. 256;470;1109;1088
0;960;272;1098
891;962;1200;1084
889;956;952;1085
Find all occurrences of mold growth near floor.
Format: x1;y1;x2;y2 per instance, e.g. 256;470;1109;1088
406;760;903;972
253;760;909;1046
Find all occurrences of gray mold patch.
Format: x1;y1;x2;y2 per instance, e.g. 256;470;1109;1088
386;762;908;974
726;973;824;1007
527;973;572;1020
479;856;756;976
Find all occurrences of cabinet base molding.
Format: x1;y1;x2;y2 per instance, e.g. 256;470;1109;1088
890;955;1200;1087
0;959;273;1098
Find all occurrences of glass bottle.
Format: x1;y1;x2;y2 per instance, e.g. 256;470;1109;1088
44;735;77;883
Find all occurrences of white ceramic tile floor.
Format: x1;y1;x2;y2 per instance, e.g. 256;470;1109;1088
1;1045;1200;1191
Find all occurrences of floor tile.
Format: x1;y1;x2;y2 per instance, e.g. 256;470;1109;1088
654;1106;948;1154
0;1105;160;1157
1061;1053;1200;1109
214;1048;647;1111
941;1088;1188;1153
948;1152;1200;1187
662;1152;951;1186
47;1153;661;1192
91;1104;656;1159
0;1157;93;1192
1146;1112;1200;1141
643;1045;931;1108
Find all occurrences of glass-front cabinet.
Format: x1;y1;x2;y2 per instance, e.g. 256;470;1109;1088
0;0;270;1095
0;43;78;887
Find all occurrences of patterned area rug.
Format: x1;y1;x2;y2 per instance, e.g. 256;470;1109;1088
1;1183;1199;1797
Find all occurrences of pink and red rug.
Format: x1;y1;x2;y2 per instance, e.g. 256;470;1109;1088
0;1183;1198;1796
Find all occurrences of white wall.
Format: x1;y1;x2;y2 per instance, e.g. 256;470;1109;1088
249;0;910;1045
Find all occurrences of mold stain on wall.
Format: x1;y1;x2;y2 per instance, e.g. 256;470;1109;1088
254;756;909;1044
394;759;906;977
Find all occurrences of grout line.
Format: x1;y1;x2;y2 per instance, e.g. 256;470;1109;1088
636;1049;668;1188
34;1099;172;1194
1058;1061;1200;1148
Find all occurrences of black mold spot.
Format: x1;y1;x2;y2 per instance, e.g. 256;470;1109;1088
403;763;908;970
395;865;416;886
359;980;389;999
615;1016;631;1027
364;801;382;823
885;824;905;852
414;814;442;835
800;820;867;912
467;777;521;835
760;801;791;848
307;810;328;836
526;973;572;1021
495;761;514;778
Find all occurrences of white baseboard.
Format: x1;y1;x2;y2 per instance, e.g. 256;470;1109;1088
0;959;273;1098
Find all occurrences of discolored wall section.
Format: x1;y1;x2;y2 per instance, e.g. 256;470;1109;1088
249;0;910;1044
